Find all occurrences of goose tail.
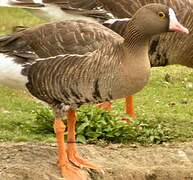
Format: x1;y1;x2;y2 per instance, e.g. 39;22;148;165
0;34;37;89
0;52;29;89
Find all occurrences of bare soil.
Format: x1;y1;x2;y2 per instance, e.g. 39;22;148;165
0;142;193;180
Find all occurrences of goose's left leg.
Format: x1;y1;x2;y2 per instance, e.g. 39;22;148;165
96;101;112;110
66;109;103;171
96;98;137;121
125;96;136;119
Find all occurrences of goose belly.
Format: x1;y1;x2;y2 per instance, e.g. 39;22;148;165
0;54;28;90
111;63;151;99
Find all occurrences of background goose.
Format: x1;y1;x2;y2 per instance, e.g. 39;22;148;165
0;4;188;179
0;0;111;23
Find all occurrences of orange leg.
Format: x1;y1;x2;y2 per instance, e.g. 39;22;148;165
66;109;103;172
54;117;87;180
125;96;136;119
96;102;112;110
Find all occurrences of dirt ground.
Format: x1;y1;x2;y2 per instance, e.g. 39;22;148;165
0;142;193;180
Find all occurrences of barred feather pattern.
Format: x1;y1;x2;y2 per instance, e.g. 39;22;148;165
26;47;122;107
104;19;147;51
99;0;193;67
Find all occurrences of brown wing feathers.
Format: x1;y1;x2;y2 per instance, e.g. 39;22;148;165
26;48;119;107
0;33;38;64
0;20;121;62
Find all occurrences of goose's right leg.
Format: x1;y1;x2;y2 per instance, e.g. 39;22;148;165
96;102;112;110
54;110;87;180
125;96;136;119
96;97;137;120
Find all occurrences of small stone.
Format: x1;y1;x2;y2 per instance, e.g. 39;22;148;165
169;102;176;106
185;82;193;89
184;78;188;82
129;144;138;148
165;73;172;82
181;98;188;104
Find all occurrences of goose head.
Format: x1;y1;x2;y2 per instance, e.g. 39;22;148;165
132;3;189;36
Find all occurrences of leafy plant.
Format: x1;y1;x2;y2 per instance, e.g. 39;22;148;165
135;118;173;144
32;107;54;134
32;105;173;144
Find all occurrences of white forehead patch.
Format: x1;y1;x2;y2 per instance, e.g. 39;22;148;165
169;8;178;21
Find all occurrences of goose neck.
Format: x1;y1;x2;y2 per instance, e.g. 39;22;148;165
123;19;149;53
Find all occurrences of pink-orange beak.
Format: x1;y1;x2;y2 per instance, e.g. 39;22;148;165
169;8;189;34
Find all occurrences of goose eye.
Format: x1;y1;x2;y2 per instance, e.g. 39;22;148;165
158;12;166;19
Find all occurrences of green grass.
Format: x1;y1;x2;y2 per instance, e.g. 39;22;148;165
135;66;193;141
0;8;192;144
0;7;44;34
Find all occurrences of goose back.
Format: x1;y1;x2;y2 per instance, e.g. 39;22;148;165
0;20;123;89
0;20;121;60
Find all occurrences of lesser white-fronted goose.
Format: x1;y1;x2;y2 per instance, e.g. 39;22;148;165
4;0;193;119
0;4;188;179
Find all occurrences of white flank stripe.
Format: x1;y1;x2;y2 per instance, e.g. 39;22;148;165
33;0;43;3
104;18;131;24
0;54;28;90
